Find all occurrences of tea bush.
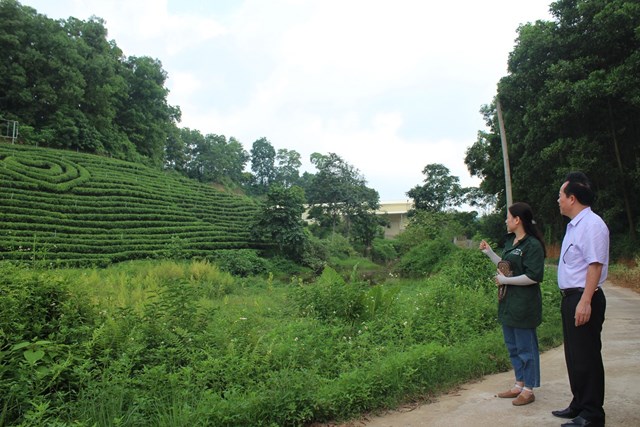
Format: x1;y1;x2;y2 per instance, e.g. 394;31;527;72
0;144;261;267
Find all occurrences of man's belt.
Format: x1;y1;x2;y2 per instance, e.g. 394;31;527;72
560;287;600;297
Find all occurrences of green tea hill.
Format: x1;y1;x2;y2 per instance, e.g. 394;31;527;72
0;143;262;266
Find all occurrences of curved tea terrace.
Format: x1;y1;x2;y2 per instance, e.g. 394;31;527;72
0;144;261;266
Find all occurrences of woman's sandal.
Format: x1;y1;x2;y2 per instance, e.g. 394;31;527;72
497;383;523;398
512;387;535;406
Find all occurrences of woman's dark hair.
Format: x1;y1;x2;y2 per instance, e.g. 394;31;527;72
509;202;546;257
563;171;594;206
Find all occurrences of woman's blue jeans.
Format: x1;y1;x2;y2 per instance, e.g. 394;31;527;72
501;324;540;388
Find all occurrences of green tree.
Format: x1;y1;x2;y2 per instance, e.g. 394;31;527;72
117;56;181;165
183;128;207;180
467;0;640;243
0;1;87;149
62;16;134;158
253;184;307;260
275;148;302;188
164;125;188;172
0;1;180;164
407;163;466;213
250;137;276;194
348;185;388;252
465;107;509;208
186;131;248;184
297;171;316;201
306;152;382;248
223;136;250;184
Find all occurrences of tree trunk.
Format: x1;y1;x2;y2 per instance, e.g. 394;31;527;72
607;99;636;241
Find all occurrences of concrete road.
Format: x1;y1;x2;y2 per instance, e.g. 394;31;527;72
348;283;640;427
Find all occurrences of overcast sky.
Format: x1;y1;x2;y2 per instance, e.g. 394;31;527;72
23;0;553;202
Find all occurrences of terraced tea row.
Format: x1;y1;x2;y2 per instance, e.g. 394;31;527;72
0;144;262;266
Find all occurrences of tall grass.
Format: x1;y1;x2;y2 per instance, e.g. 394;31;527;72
0;251;562;426
608;256;640;292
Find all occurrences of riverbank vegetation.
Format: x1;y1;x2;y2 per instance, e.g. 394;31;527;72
0;251;563;426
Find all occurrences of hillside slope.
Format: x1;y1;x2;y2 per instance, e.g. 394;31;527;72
0;143;261;266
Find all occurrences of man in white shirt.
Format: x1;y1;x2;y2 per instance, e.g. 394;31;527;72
552;172;609;427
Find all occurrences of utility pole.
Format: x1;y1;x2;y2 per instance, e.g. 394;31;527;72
496;98;513;208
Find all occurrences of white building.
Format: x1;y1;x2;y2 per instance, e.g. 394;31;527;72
302;200;414;239
376;200;413;238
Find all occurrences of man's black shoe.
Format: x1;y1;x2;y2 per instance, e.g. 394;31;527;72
552;407;580;419
560;416;605;427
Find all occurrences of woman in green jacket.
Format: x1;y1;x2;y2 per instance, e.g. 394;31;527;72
480;202;546;406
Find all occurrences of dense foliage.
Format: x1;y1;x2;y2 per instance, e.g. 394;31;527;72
407;164;467;213
0;0;179;165
0;253;563;426
0;144;262;266
2;2;615;424
252;185;308;261
182;130;249;187
306;152;385;249
0;1;301;195
466;0;640;249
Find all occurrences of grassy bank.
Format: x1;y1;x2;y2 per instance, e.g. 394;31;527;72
0;251;562;426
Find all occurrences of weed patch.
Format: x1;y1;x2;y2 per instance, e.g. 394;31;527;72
0;258;562;426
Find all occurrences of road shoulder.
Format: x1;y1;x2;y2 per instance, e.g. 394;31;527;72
343;283;640;427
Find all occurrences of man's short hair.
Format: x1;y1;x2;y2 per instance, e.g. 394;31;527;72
563;171;595;206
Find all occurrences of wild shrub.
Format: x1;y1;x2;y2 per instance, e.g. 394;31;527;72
293;266;366;323
439;247;496;289
264;255;311;280
323;234;357;259
394;239;456;278
188;260;237;298
211;249;269;277
609;256;640;291
537;266;563;348
141;260;187;282
0;263;97;424
300;234;329;272
0;259;564;426
361;274;497;349
410;276;496;345
165;234;188;259
394;211;466;255
361;285;401;320
371;237;398;264
329;256;383;283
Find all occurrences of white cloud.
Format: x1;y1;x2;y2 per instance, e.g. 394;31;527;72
67;0;226;57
